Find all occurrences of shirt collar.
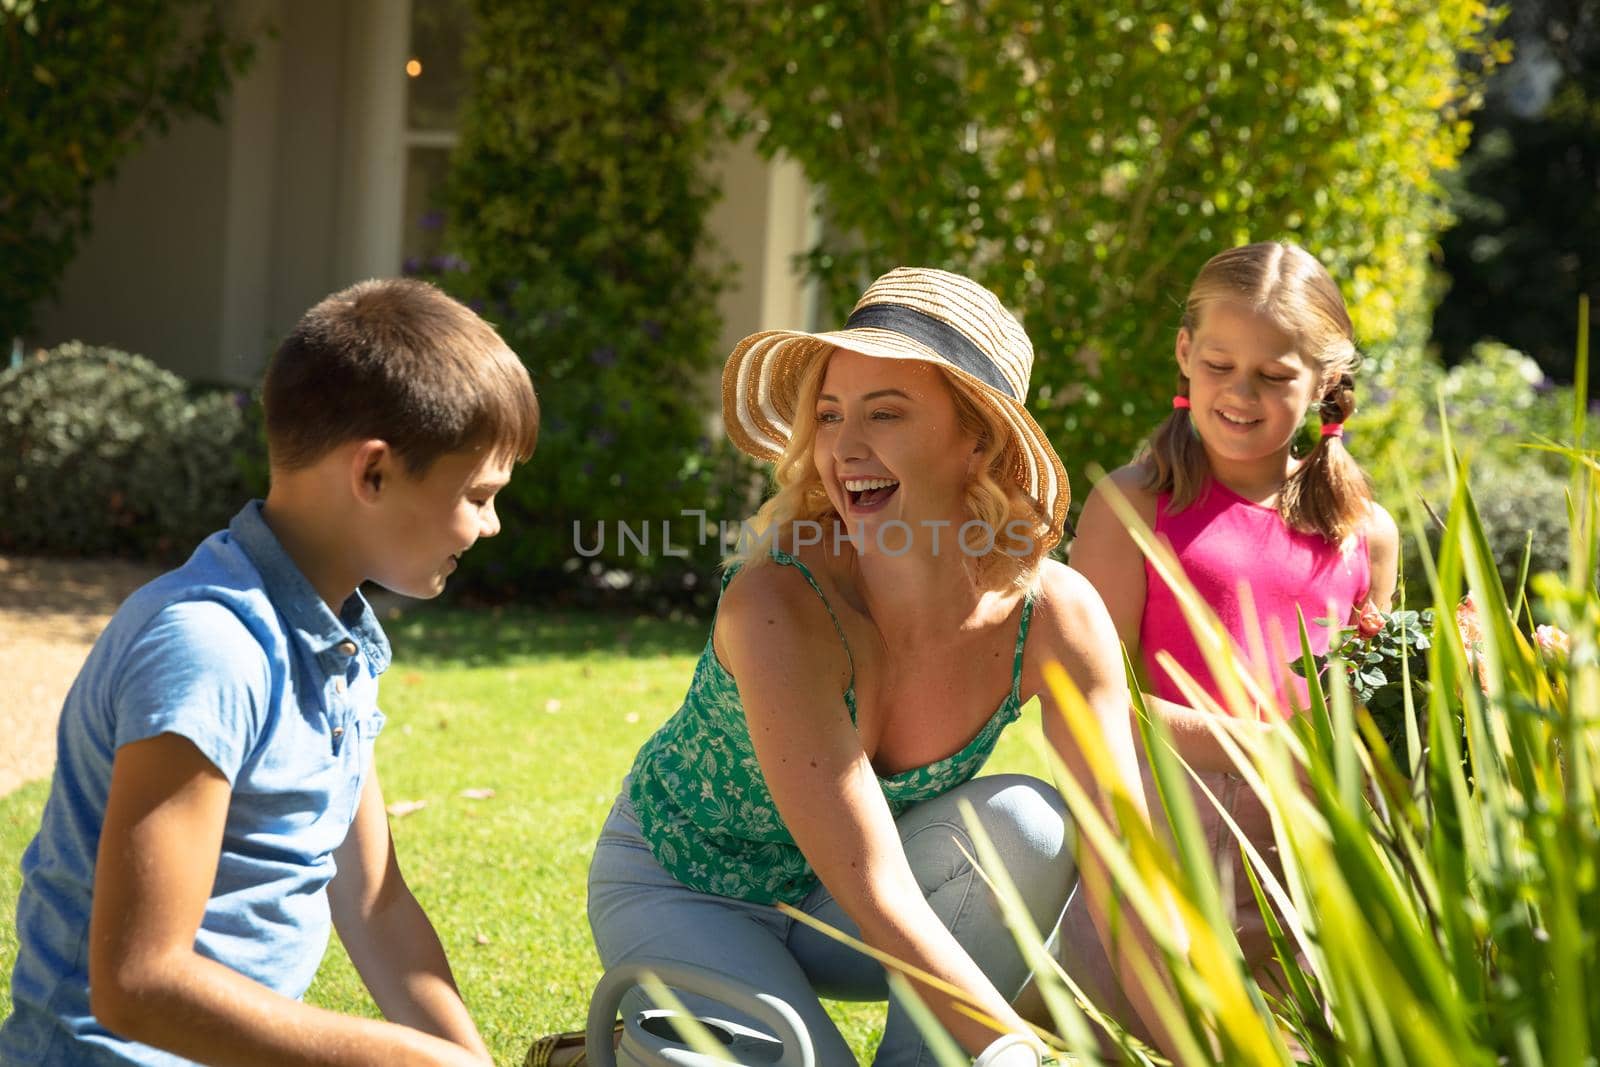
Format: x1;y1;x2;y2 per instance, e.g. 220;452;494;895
228;501;393;675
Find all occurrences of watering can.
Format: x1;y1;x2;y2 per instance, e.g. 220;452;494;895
584;959;814;1066
585;959;1047;1066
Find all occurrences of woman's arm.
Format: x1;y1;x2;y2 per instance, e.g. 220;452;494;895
1031;563;1182;1056
717;566;1039;1056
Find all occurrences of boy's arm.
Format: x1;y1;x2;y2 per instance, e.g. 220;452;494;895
327;757;489;1058
89;733;489;1067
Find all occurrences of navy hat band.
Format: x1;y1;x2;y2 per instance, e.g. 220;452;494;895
842;303;1019;400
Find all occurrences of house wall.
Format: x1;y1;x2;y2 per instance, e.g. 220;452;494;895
32;3;812;389
31;97;234;382
32;1;407;385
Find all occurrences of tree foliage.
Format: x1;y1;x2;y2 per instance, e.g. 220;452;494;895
727;1;1502;488
0;0;254;343
439;0;753;604
1433;0;1599;391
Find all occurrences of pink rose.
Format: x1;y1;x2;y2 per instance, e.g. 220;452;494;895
1456;595;1489;692
1535;624;1570;661
1456;594;1483;649
1356;602;1386;639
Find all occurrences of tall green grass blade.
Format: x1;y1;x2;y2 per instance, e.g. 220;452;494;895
1127;661;1233;943
1324;655;1361;816
884;973;970;1067
1511;530;1534;627
1572;293;1588;450
1236;857;1322;1050
955;800;1104;1064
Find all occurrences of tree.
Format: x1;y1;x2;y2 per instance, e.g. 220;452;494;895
437;0;751;603
0;0;254;344
1433;0;1599;390
727;1;1502;489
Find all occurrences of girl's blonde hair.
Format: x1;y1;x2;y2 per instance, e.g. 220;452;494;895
1140;241;1372;543
729;348;1052;591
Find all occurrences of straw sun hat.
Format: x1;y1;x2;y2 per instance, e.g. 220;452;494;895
721;266;1070;547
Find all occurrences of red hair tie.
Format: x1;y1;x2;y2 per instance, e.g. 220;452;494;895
1172;396;1191;410
1320;423;1345;438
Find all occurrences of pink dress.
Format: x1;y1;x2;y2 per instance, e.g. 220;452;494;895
1140;479;1370;716
1052;480;1370;1024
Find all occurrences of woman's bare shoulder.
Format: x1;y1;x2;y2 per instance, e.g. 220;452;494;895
716;558;852;672
1031;559;1112;632
1023;559;1126;689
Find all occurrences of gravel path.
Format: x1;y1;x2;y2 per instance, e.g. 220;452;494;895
0;555;161;796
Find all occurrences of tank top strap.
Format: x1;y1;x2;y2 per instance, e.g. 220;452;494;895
1010;589;1036;703
768;548;857;696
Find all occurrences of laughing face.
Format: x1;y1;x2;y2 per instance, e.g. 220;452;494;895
811;348;978;554
1176;300;1322;483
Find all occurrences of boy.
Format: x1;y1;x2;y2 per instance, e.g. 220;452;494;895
1;279;538;1066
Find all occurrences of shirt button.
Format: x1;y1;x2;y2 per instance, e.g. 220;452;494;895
334;677;347;693
337;640;358;656
332;726;345;739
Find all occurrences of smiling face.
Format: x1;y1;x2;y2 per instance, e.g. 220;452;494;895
366;446;513;598
1177;300;1323;481
811;348;978;551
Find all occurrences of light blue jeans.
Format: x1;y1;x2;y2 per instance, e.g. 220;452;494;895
587;774;1075;1067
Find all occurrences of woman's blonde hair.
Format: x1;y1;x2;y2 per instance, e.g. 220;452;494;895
729;348;1053;591
1140;241;1372;543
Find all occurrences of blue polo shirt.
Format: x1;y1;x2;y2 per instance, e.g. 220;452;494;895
0;501;389;1066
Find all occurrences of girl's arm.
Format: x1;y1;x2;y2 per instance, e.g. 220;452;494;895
716;565;1040;1057
1031;563;1182;1056
1064;466;1152;654
1070;470;1261;774
1363;502;1400;611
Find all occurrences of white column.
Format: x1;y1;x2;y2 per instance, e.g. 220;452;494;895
759;154;819;332
218;0;284;382
336;0;412;284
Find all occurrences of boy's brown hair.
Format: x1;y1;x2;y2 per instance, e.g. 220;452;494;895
264;278;538;473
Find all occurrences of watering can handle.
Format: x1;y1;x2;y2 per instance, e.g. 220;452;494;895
586;958;816;1067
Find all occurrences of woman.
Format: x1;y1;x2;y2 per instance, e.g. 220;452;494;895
576;268;1170;1065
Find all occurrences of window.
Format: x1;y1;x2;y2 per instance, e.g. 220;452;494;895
402;0;470;269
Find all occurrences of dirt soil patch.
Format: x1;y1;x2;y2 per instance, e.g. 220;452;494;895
0;555;162;796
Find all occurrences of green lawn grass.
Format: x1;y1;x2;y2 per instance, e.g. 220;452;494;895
1;603;1052;1064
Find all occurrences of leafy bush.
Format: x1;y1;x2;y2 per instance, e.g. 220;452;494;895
1362;341;1573;596
434;0;756;608
725;1;1504;487
0;342;256;559
0;1;254;342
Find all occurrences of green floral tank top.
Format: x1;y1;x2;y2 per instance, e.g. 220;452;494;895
627;549;1036;905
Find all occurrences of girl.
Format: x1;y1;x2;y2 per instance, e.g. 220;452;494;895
1063;240;1399;1017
